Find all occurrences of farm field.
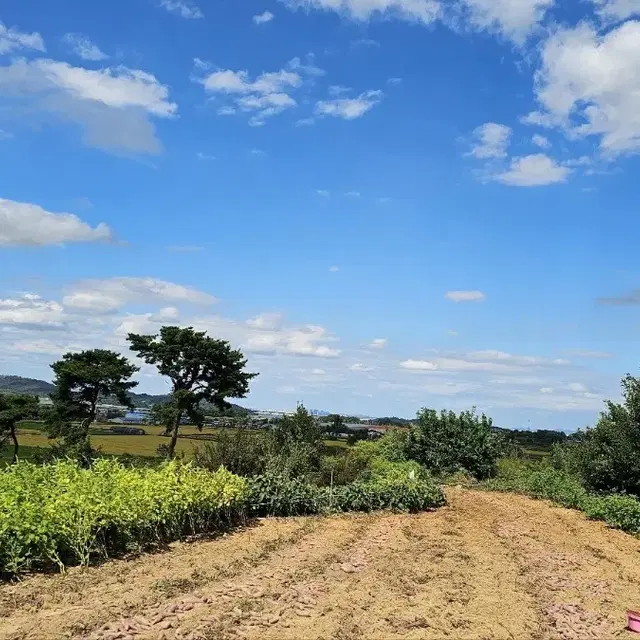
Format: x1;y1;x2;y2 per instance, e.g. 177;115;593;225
1;487;639;640
8;423;348;461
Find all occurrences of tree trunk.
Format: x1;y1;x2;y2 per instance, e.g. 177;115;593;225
167;411;182;459
10;423;19;465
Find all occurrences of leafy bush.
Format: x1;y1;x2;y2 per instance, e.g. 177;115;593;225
193;428;271;477
551;375;640;495
405;408;506;480
246;472;325;517
247;462;445;517
0;459;247;575
485;458;640;536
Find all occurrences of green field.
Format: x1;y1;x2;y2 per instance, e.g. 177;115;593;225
2;421;348;463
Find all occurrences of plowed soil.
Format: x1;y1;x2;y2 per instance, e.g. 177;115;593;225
2;488;640;640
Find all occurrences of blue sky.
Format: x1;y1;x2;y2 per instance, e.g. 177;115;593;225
1;0;640;429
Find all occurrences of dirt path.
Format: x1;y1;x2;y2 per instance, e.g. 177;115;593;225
2;488;640;640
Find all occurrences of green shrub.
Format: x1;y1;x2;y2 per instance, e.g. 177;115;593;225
0;459;247;575
193;428;271;477
485;458;640;536
247;462;445;517
246;472;325;517
405;408;506;480
551;375;640;496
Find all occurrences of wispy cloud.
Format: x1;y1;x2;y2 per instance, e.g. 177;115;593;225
62;33;108;61
158;0;203;19
253;10;275;24
445;290;486;303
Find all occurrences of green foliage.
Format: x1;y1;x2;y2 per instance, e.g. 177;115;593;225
150;399;181;435
485;458;640;536
247;472;325;517
247;463;444;518
550;375;640;495
128;326;257;459
193;428;271;477
0;459;247;575
0;394;39;464
405;408;506;479
266;405;325;476
46;349;139;462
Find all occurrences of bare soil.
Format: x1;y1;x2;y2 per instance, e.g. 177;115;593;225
2;488;640;640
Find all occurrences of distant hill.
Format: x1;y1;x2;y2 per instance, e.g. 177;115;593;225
0;375;249;415
0;375;54;395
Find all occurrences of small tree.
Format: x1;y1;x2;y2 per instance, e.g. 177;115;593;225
0;394;39;463
268;404;325;476
150;399;181;436
128;326;257;459
47;349;139;462
405;407;505;479
565;375;640;494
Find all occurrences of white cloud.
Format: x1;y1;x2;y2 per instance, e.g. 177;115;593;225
247;312;284;331
400;359;439;371
369;338;388;348
62;33;108;61
344;190;361;197
287;55;326;77
468;122;512;159
0;58;176;154
590;0;640;21
245;323;340;358
329;265;340;272
532;133;551;148
400;349;575;375
349;363;374;372
0;21;45;54
0;198;113;246
253;10;275;23
198;66;301;125
387;77;403;85
458;0;554;43
217;105;236;116
63;277;216;314
0;294;65;328
494;154;570;186
250;148;266;156
196;151;215;160
525;21;640;156
279;0;441;23
314;89;382;119
329;85;351;96
159;0;203;18
316;189;330;197
445;290;486;302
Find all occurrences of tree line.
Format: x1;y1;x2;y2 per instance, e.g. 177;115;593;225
0;326;257;464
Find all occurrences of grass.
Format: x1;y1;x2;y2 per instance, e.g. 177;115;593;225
4;421;349;464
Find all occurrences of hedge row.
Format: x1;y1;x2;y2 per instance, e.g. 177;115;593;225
1;457;446;575
247;460;445;517
485;459;640;535
0;459;247;574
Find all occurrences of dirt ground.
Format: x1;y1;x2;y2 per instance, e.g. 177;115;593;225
2;487;640;640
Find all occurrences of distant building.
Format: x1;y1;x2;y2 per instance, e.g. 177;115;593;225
121;411;148;424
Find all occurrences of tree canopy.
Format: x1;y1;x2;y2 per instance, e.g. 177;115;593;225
127;326;257;458
46;349;139;462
